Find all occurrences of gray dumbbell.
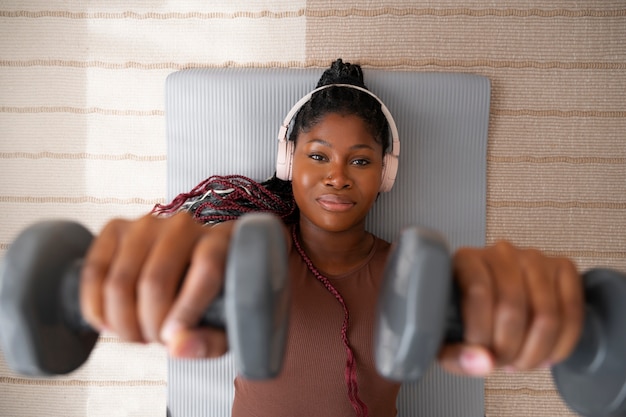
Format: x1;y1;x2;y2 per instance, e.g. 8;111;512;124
0;212;289;380
375;226;626;417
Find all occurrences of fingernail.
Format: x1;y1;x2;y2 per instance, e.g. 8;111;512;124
160;320;181;344
460;349;492;375
178;337;207;358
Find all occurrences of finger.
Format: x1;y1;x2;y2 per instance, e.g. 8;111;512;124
489;241;528;365
103;217;155;342
136;214;200;342
438;343;494;377
550;258;584;364
167;327;228;359
511;250;561;370
160;224;232;344
81;219;127;332
453;247;494;348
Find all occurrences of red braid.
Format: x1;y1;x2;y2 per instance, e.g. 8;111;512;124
292;227;369;417
151;175;297;225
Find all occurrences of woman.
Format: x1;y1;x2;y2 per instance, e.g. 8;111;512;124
80;59;583;416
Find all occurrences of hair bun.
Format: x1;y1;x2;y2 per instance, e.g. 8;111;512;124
316;58;366;88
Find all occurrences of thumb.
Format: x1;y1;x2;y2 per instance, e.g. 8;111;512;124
164;325;228;359
438;344;495;377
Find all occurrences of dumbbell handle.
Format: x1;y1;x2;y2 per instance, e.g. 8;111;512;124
442;282;465;343
59;259;226;334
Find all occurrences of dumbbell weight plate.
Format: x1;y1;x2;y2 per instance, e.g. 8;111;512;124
374;226;452;381
225;213;290;379
552;268;626;417
0;221;98;375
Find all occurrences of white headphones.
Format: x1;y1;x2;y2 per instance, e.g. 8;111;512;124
275;84;400;193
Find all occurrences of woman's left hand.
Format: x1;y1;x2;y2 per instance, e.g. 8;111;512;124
438;241;585;376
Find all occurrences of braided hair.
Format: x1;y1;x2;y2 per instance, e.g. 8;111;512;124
289;59;390;155
153;58;388;225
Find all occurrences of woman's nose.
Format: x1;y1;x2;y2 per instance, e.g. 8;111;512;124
324;163;352;189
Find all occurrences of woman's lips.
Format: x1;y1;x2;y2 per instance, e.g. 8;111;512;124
316;194;355;212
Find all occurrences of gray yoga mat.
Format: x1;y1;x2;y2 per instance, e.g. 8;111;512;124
164;67;491;417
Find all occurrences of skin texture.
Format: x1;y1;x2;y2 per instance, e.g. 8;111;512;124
291;113;383;275
441;242;583;375
80;111;584;377
81;214;231;357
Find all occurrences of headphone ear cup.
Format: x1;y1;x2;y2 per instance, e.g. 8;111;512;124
276;139;295;181
379;153;398;192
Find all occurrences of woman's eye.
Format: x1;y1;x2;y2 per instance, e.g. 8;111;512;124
309;154;325;161
352;158;370;166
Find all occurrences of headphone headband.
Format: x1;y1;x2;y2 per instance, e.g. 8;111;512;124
276;83;400;192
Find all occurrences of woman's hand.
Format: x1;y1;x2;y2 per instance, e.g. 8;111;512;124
438;241;584;376
80;212;235;359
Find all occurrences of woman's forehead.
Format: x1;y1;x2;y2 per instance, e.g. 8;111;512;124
300;113;380;146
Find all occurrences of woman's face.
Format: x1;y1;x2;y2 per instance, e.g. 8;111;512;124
291;112;384;233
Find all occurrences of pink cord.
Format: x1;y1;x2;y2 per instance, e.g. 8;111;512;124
292;227;369;417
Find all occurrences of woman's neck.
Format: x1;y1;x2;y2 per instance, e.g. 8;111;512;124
296;220;374;276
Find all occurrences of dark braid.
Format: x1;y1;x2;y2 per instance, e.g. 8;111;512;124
289;58;390;156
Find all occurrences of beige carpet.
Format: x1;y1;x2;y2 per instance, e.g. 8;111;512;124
0;1;624;416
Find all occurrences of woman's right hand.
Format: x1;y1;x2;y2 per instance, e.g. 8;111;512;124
80;212;235;359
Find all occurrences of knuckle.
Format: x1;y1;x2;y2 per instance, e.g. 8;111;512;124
102;218;128;235
137;271;169;299
127;215;157;238
465;280;492;303
556;257;578;277
134;214;156;232
104;271;134;299
169;211;195;229
532;311;560;336
492;240;516;255
81;259;105;283
519;248;543;266
497;301;527;330
138;277;178;317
